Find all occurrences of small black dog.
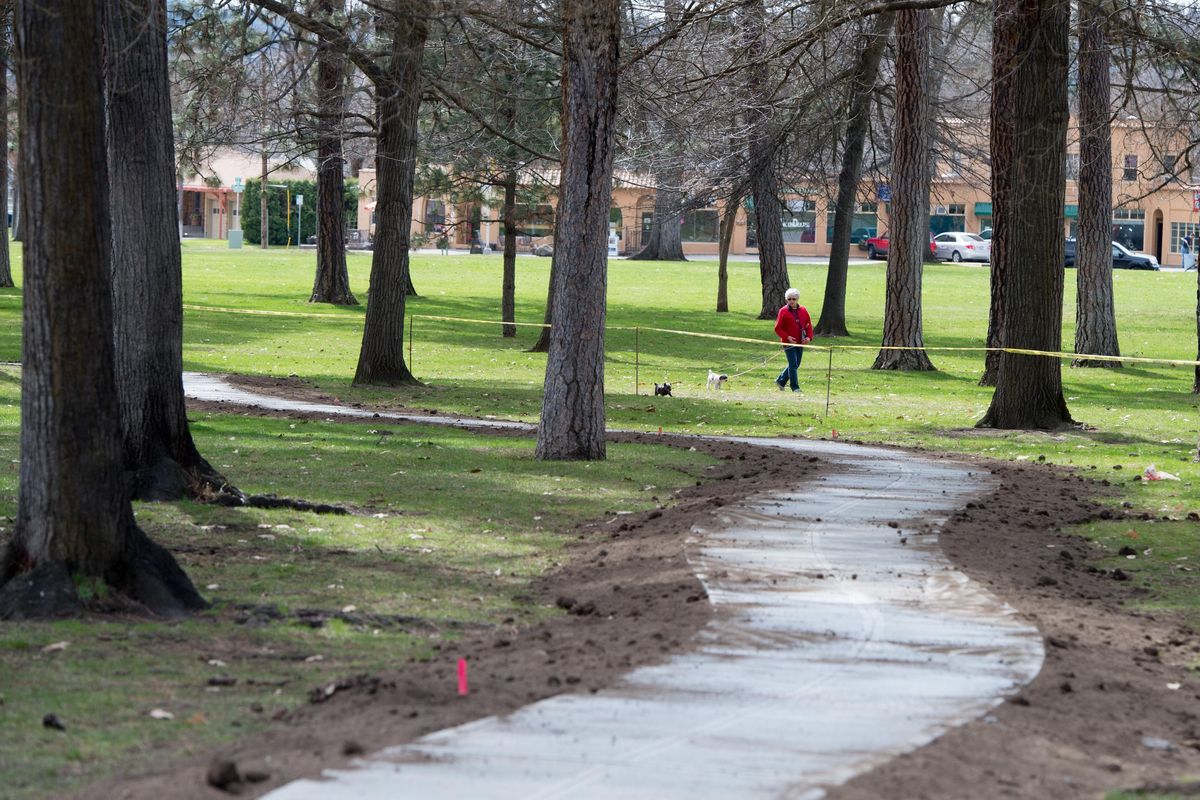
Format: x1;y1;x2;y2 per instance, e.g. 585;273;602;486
654;382;672;397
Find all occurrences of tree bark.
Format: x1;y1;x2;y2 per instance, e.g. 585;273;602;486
0;2;12;289
743;0;790;319
10;132;19;244
978;0;1073;429
103;0;234;502
1193;267;1199;393
816;12;893;338
630;180;686;261
501;170;517;337
310;0;357;306
872;9;934;372
1073;2;1119;368
2;0;204;619
716;196;739;313
535;0;620;461
260;149;269;249
980;4;1018;387
353;1;425;386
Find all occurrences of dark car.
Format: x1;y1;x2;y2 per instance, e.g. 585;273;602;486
852;227;877;249
1063;239;1160;270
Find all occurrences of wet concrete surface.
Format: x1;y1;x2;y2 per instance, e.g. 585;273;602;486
183;374;1044;800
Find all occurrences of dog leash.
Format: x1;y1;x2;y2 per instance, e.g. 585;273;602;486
715;354;774;380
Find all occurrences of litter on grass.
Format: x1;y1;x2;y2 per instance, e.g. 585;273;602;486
1141;464;1181;481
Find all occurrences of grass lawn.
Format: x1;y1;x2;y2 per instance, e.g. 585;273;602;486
0;238;1197;795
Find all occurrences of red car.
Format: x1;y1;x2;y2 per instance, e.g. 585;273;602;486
864;232;937;260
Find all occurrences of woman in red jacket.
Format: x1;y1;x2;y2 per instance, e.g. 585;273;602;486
774;287;813;391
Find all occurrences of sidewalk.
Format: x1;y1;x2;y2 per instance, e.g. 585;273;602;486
182;375;1044;800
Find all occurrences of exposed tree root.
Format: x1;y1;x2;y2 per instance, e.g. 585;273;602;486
0;527;207;620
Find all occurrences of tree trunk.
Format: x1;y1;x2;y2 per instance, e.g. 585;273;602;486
630;179;686;261
535;0;620;461
10;139;20;243
980;4;1018;387
353;1;425;386
743;0;790;319
978;0;1073;429
872;9;934;372
816;12;893;338
1073;3;1119;368
716;196;739;313
310;0;356;305
0;3;11;289
501;170;517;337
2;0;203;619
1193;268;1199;393
260;149;269;248
103;0;234;502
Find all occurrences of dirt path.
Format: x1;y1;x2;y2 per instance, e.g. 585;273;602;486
89;375;1200;799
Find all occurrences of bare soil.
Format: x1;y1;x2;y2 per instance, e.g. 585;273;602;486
86;376;1200;799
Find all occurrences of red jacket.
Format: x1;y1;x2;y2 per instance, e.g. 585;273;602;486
775;304;813;344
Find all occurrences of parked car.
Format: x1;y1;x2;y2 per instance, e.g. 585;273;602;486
852;227;877;249
979;227;992;240
864;232;937;260
933;231;991;263
1063;239;1159;270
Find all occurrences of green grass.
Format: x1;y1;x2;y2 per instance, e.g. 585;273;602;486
0;238;1198;794
0;360;714;798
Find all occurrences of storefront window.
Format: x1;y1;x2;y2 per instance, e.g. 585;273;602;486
424;199;447;233
1169;221;1199;253
514;203;555;237
929;203;966;235
1112;207;1144;250
682;209;719;242
781;199;815;243
824;202;877;243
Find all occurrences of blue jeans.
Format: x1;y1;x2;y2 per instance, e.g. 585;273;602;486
776;345;803;391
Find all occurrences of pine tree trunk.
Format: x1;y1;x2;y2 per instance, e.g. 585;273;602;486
716;197;738;313
353;2;425;386
980;5;1018;387
978;0;1073;429
816;12;893;339
260;149;269;248
1193;268;1199;393
2;0;203;619
310;0;356;306
10;142;20;242
501;170;517;337
1073;3;1119;368
535;0;620;462
104;0;232;502
743;0;790;319
873;9;934;372
630;179;686;261
0;4;11;289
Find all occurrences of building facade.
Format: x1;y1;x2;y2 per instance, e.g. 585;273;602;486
353;120;1199;266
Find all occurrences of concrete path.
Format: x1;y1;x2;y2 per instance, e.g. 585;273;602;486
183;374;1043;800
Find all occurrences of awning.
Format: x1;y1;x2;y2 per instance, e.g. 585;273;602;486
975;201;1077;218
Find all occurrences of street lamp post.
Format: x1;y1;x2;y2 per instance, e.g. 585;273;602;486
228;176;244;249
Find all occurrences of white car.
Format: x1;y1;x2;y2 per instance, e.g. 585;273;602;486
933;232;991;263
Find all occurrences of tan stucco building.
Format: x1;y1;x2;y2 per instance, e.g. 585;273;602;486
353;119;1199;266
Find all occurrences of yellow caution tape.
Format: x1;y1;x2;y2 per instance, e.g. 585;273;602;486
412;314;1200;368
183;304;352;319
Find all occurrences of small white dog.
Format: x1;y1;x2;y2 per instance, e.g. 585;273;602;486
706;370;729;390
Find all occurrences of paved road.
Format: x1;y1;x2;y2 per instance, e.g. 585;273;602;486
184;375;1043;800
